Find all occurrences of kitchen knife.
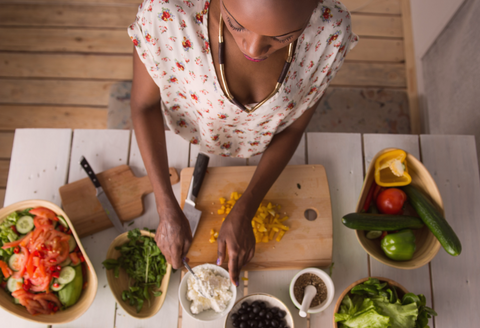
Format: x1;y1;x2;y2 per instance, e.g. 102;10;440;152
80;156;126;234
184;153;210;237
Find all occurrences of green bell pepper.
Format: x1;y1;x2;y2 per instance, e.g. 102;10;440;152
381;229;416;261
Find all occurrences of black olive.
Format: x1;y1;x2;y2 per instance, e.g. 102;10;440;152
255;316;261;321
232;313;239;321
253;306;260;314
249;312;255;319
252;300;259;307
264;319;271;326
242;302;249;309
277;310;286;318
239;309;246;315
241;314;249;321
239;322;248;328
232;319;239;327
247;306;253;312
250;321;258;328
258;321;265;328
259;309;266;317
271;307;279;313
266;312;273;319
271;319;279;327
259;301;266;308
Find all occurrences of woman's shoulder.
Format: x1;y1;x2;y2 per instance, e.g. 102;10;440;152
133;0;209;22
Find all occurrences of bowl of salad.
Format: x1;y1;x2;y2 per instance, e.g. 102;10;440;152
333;277;437;328
0;199;98;324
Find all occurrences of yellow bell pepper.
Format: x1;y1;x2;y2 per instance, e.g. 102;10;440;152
374;149;412;187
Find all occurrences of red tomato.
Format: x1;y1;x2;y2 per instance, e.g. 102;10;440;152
376;188;407;214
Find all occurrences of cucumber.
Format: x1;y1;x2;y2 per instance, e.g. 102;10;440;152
51;279;66;292
342;213;424;231
16;216;34;234
58;215;69;229
58;265;83;308
7;277;23;293
68;237;77;253
13;298;21;304
59;257;72;267
8;254;22;272
402;185;462;256
57;266;76;285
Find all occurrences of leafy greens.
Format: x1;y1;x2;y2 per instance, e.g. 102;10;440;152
103;228;167;313
335;278;437;328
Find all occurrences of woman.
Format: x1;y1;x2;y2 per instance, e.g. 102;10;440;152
129;0;357;286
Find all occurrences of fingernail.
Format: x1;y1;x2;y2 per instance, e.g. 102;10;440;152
216;258;220;265
235;280;239;287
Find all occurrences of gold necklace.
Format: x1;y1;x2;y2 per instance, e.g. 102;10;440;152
218;14;294;114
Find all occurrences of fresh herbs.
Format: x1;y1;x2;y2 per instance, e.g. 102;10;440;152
103;228;167;313
335;278;437;328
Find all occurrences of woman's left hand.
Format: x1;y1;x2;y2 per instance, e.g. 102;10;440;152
217;200;256;287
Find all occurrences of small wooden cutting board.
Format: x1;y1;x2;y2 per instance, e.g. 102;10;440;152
181;165;333;270
59;165;179;237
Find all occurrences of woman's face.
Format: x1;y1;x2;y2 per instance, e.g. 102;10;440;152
220;0;317;62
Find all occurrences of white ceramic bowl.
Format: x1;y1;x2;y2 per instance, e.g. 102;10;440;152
179;263;237;322
289;268;335;314
224;293;295;328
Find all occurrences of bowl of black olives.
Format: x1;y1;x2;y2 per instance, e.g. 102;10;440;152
224;293;294;328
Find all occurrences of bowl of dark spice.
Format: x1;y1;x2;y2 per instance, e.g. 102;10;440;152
289;268;334;315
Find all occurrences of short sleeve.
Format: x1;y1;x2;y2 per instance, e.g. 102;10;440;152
127;1;163;82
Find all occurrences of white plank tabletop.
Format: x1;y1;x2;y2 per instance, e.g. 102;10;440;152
2;129;479;328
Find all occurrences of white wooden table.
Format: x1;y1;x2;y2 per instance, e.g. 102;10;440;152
2;129;479;328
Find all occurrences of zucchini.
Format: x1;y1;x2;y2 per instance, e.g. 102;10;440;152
342;213;424;231
402;185;462;256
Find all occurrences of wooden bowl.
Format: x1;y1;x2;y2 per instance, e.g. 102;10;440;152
105;230;172;319
0;200;98;324
333;277;409;328
355;148;442;269
224;293;294;328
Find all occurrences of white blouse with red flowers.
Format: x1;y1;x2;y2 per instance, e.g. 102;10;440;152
128;0;358;158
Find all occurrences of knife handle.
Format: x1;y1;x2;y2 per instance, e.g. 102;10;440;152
80;156;101;188
190;153;210;200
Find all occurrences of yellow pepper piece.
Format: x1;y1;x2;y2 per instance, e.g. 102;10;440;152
262;235;269;243
374;149;412;187
276;230;285;242
210;229;215;235
213;232;218;238
217;209;225;215
219;197;226;204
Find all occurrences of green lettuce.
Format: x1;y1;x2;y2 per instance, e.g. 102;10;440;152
0;211;20;259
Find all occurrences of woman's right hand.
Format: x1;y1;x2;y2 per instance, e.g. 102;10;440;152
154;206;193;269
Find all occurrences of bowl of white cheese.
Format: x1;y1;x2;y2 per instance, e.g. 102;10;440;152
179;263;237;321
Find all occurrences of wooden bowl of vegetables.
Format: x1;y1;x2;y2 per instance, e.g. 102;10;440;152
104;229;172;319
0;199;98;324
333;277;436;328
352;148;447;269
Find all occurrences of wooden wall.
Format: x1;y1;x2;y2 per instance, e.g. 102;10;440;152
0;0;415;205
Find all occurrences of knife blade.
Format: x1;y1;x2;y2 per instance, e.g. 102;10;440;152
184;152;210;237
80;156;126;234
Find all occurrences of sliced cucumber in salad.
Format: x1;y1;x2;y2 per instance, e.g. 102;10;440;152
16;216;34;234
68;237;77;253
8;254;22;272
57;266;76;285
7;277;23;293
59;256;72;267
51;279;66;292
57;215;69;229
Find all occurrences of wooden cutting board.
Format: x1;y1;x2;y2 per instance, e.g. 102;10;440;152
181;165;333;270
59;165;179;237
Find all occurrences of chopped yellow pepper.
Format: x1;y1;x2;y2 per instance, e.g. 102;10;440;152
211;192;290;244
374;149;412;187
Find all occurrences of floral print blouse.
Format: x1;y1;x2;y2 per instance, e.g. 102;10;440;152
128;0;358;158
